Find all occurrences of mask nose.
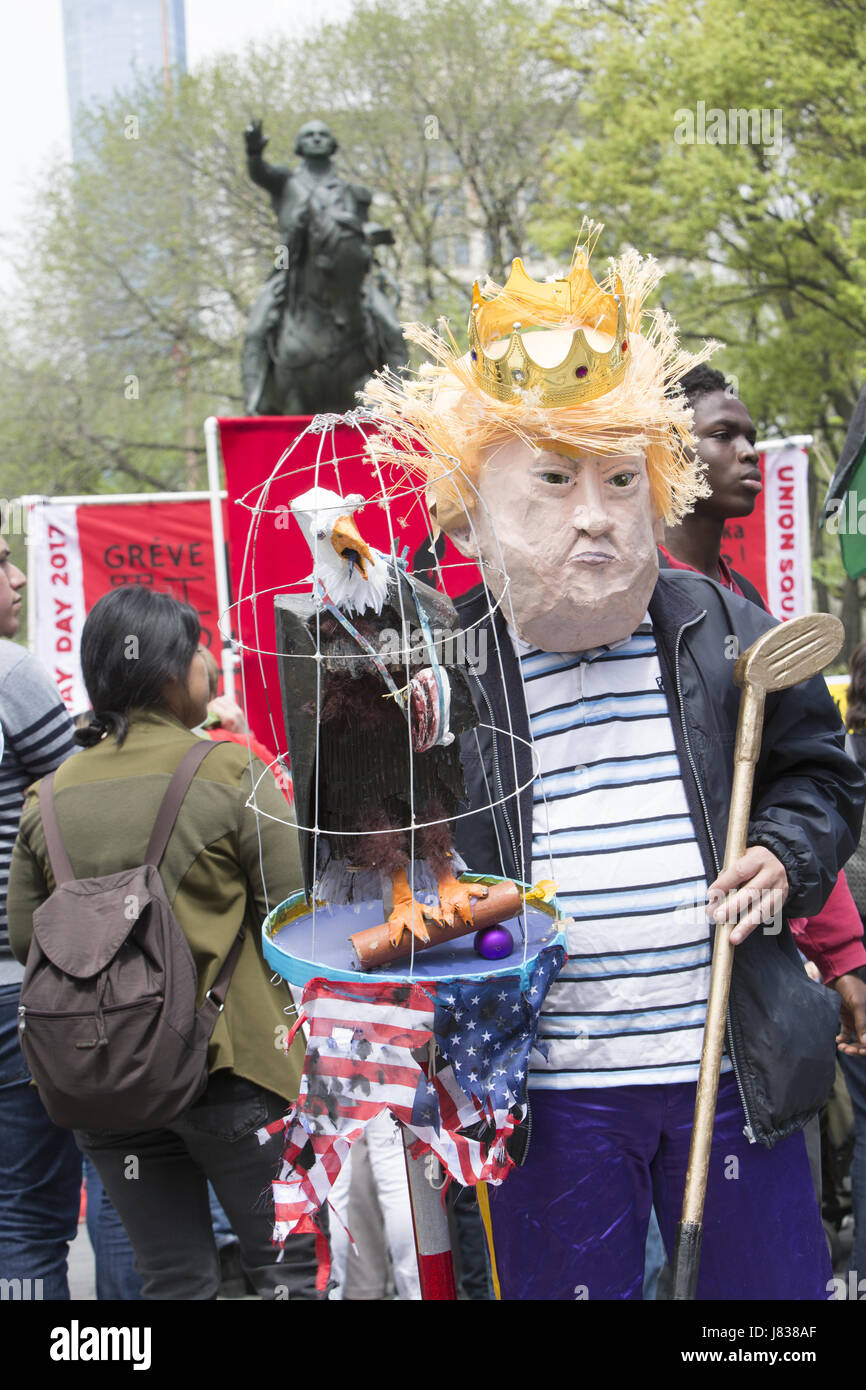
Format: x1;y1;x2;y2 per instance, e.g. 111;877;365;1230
571;474;611;538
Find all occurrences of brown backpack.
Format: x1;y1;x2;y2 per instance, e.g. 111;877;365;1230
18;741;244;1130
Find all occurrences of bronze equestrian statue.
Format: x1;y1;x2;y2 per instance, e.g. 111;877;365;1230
242;120;407;416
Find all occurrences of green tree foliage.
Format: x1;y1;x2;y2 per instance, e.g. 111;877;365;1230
292;0;576;297
537;0;866;640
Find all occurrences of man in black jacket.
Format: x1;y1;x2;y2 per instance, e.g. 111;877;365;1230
659;364;866;1050
365;238;864;1299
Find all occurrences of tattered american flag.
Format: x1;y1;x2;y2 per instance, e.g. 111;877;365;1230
259;945;565;1243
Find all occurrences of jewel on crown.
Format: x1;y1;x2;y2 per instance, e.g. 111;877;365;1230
467;251;629;408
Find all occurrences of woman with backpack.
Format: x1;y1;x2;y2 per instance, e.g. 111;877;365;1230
7;588;323;1299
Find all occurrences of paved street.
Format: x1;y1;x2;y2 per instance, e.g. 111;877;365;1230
67;1219;96;1300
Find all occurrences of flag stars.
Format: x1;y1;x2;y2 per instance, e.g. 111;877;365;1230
482;1031;492;1042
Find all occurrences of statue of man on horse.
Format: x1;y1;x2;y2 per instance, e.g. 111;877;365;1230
242;119;408;416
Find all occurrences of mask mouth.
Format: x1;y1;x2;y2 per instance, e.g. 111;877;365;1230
569;548;616;564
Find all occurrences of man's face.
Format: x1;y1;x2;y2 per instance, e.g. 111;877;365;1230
0;535;25;638
297;122;336;159
691;390;761;519
462;441;659;651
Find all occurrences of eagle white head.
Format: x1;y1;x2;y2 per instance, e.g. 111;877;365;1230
290;486;391;615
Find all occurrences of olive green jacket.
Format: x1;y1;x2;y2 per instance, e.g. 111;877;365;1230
8;710;306;1103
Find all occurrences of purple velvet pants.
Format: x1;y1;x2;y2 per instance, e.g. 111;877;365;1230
488;1075;832;1300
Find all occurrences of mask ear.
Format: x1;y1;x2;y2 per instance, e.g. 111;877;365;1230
447;526;479;560
426;488;479;558
652;512;666;545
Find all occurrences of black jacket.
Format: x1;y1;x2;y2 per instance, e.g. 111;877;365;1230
454;570;866;1148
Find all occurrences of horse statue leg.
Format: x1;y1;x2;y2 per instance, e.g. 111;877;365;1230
242;272;288;415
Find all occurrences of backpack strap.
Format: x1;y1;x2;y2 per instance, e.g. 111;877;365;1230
38;772;76;885
146;740;247;1029
198;928;247;1031
145;740;218;867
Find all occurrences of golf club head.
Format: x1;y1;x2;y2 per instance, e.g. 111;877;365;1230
734;613;844;694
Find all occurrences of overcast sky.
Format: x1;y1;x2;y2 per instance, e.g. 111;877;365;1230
0;0;352;268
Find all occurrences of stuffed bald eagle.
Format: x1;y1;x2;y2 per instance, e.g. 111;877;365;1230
275;486;487;947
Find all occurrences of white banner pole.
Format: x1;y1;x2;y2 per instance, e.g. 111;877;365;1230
204;417;236;703
14;491;224;507
755;435;813;451
20;494;40;654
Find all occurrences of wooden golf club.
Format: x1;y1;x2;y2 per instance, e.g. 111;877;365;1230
671;613;844;1300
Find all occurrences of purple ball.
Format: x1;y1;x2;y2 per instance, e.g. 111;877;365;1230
473;924;514;961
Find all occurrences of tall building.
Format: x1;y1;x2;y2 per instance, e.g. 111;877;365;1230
62;0;187;156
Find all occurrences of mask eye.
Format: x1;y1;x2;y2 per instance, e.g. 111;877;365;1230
539;471;572;486
609;472;637;489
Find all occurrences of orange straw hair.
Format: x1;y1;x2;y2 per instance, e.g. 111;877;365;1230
363;230;717;533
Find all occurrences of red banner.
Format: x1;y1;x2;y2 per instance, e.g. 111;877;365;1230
721;448;811;618
76;501;225;654
722;496;766;599
217;417;478;751
30;498;226;715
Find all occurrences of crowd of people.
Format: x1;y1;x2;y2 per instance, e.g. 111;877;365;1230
1;235;866;1301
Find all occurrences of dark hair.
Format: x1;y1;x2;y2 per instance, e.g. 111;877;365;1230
678;364;730;410
847;640;866;733
76;589;200;748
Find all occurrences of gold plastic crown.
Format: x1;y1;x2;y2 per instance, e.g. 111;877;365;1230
468;253;629;407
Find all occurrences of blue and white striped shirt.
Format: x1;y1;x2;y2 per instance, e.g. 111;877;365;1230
0;641;75;979
512;618;730;1089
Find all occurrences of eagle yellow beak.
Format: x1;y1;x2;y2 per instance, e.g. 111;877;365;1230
330;514;374;580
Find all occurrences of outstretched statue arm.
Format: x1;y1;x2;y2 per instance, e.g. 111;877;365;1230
244;119;291;197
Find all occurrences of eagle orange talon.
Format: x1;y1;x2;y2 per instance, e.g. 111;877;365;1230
385;869;489;949
387;900;433;949
436;873;489;931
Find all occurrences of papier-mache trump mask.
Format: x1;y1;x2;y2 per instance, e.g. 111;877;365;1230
365;225;713;652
